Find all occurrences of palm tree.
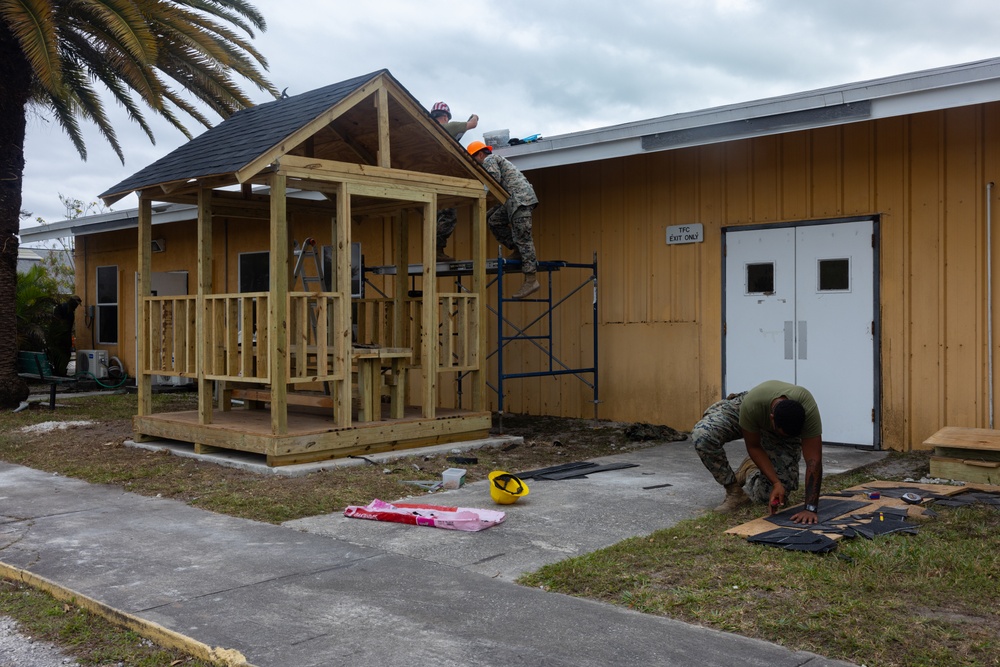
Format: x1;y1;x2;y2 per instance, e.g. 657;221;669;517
0;0;277;408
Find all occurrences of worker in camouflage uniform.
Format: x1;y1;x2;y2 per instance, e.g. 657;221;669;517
467;140;540;299
691;380;824;524
430;102;479;261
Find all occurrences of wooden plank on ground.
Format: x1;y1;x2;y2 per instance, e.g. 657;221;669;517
930;456;1000;484
923;426;1000;451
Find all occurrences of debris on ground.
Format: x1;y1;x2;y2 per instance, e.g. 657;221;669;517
20;421;94;433
623;423;687;442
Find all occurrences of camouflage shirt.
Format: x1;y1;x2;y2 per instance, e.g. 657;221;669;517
482;154;538;209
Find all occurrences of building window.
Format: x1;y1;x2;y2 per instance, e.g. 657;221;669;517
818;258;851;292
746;262;774;294
239;251;269;292
96;265;118;344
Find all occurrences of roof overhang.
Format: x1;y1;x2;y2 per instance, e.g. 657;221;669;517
501;58;1000;171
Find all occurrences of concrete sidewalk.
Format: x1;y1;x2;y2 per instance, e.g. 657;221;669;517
0;438;880;666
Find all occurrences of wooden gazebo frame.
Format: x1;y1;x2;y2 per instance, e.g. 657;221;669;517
101;71;506;465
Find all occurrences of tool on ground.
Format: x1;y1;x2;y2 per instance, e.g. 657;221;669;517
489;471;530;505
402;480;443;491
901;491;922;504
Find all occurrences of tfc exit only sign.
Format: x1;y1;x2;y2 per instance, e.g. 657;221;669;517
666;223;703;245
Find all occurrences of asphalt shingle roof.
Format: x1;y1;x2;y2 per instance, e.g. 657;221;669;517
101;70;388;200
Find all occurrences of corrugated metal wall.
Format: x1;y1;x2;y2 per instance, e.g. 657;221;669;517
512;102;1000;451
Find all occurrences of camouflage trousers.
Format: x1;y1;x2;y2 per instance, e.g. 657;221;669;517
437;208;458;250
488;203;537;273
690;392;802;503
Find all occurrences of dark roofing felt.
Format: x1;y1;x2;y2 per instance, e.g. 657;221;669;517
101;70;388;199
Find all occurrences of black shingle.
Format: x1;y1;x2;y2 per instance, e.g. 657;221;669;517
101;70;388;199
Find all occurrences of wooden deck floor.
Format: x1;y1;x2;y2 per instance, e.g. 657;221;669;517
134;405;491;466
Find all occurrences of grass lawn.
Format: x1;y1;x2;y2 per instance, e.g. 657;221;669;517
2;390;998;666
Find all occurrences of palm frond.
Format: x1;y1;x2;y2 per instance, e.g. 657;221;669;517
175;0;266;32
67;0;158;65
8;0;275;161
1;0;64;92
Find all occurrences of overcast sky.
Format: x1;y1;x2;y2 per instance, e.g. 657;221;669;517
17;0;1000;230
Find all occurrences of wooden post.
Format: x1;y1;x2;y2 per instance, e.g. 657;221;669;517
377;87;391;168
335;183;351;426
269;173;289;435
136;196;152;418
472;194;488;411
393;211;408;347
196;188;213;426
421;199;437;418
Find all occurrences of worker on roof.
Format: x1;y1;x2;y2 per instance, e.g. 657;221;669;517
430;102;480;261
691;380;825;524
467;140;540;299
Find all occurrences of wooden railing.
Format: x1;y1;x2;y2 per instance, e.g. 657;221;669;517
438;293;479;372
143;291;473;385
204;293;269;382
286;291;347;383
142;295;198;378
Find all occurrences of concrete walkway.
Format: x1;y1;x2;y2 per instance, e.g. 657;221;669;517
0;438;880;666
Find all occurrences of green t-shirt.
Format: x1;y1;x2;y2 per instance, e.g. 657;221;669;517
443;120;471;141
738;380;822;438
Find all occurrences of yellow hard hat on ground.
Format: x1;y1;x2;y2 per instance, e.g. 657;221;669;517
488;471;529;505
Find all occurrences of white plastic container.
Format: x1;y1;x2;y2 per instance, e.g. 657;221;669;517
483;129;509;148
441;468;467;489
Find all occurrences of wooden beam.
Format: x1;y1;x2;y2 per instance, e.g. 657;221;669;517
136;196;152;417
196;188;213;426
377;87;391;168
276;154;499;199
324;124;377;164
235;75;385;183
472;194;487;411
269;173;289;435
335;183;351;427
421;199;437;418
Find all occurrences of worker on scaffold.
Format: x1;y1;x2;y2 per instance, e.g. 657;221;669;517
467;140;540;299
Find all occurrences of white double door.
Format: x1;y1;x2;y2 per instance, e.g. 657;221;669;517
724;220;876;446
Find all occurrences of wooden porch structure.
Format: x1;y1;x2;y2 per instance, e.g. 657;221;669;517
100;71;506;465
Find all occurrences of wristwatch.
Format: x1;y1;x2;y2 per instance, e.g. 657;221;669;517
804;503;818;513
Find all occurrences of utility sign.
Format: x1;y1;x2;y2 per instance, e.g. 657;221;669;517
666;223;703;245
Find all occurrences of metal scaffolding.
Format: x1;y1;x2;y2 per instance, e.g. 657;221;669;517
364;252;599;429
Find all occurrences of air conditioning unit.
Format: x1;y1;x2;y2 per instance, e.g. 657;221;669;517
76;350;109;379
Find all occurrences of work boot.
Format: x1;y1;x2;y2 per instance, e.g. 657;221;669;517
506;248;522;262
512;272;540;299
735;457;759;486
714;483;751;513
437;248;454;262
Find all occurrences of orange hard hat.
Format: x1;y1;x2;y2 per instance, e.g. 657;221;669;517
467;141;492;156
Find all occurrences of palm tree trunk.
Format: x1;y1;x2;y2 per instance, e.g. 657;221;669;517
0;23;33;408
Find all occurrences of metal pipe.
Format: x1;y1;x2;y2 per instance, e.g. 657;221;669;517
989;181;995;429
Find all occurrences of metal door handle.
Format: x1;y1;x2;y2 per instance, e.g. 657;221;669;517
798;320;807;360
784;321;793;359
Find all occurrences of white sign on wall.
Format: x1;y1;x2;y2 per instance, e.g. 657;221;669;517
666;223;704;245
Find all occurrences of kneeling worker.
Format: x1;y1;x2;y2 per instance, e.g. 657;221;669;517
467;141;540;299
691;380;824;525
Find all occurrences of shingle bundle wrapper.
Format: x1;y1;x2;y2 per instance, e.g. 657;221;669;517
344;499;506;531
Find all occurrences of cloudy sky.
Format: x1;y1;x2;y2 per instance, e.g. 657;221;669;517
17;0;1000;230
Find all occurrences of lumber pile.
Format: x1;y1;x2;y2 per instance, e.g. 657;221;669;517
924;427;1000;484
